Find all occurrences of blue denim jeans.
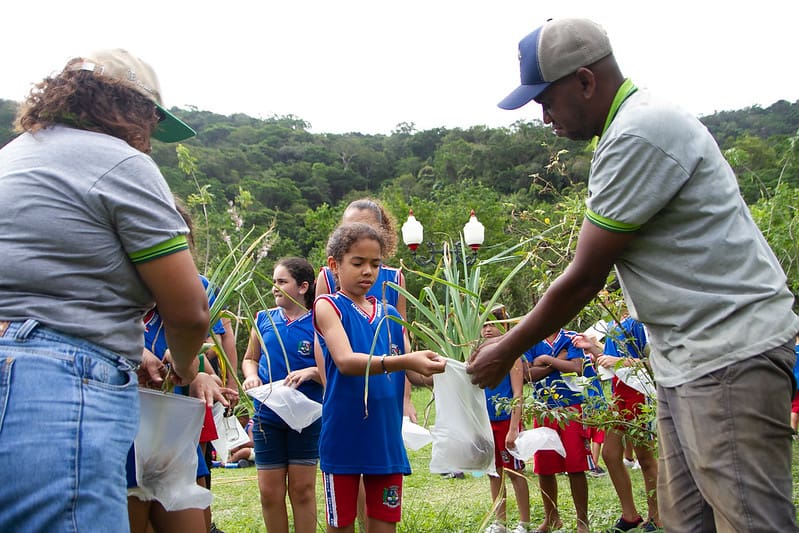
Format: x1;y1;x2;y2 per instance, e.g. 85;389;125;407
0;320;139;532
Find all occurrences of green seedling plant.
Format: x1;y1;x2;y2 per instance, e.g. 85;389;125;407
390;237;533;363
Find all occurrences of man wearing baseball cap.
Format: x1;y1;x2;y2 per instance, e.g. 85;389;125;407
468;18;799;533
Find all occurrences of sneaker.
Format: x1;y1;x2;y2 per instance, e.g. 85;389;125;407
510;522;531;533
209;523;226;533
237;459;254;468
642;520;660;532
485;522;507;533
587;466;607;477
605;515;643;532
623;458;637;468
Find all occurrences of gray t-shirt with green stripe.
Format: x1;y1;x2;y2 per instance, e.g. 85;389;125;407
0;125;188;361
587;90;799;387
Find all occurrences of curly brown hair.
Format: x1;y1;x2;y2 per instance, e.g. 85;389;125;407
342;198;398;258
326;222;386;263
15;62;160;153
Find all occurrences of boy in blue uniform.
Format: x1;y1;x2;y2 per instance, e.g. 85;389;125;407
524;329;591;533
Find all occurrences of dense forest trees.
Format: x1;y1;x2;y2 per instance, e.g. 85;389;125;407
1;97;797;319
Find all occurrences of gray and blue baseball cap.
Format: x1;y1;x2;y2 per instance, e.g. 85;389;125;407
498;18;613;110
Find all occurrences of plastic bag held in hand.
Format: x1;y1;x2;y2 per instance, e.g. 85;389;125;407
508;427;566;461
402;416;433;450
129;389;212;511
246;379;322;432
614;366;656;397
429;359;496;475
210;402;251;463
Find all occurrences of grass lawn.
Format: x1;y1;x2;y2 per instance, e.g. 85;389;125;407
210;386;799;532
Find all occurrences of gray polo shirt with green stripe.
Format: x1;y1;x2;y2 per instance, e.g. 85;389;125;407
586;90;799;387
0;125;188;362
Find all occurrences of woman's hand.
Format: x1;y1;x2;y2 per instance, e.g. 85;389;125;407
137;349;166;389
163;350;199;387
189;372;238;407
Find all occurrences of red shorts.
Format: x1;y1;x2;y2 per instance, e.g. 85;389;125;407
322;472;403;527
612;377;647;421
199;405;218;443
533;406;591;475
792;390;799;414
490;418;524;474
588;427;605;444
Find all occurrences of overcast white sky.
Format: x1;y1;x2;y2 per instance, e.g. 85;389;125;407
2;1;797;135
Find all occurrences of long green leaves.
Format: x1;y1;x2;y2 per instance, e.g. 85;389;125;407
390;237;533;362
202;223;278;416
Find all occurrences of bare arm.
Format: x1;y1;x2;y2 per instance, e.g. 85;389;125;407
394;271;407;322
314;298;445;377
313;268;331;387
136;250;209;382
505;358;525;449
523;359;554;383
241;327;263;390
532;353;584;374
468;220;636;388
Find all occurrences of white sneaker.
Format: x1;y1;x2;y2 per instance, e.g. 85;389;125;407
623;458;640;469
510;523;531;533
485;522;507;533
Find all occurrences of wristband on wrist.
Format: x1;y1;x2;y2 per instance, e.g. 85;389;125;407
381;355;390;374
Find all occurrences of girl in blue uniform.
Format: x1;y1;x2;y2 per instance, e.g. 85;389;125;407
313;222;446;533
317;198;405;319
242;257;322;533
314;199;416;420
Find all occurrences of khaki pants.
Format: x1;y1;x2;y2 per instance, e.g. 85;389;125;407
657;340;798;532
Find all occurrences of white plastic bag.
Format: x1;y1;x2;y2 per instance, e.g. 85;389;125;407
429;359;496;475
597;365;615;381
615;366;657;398
562;373;596;393
246;380;322;432
402;416;433;451
508;427;566;461
582;320;609;342
129;389;212;511
210;402;251;464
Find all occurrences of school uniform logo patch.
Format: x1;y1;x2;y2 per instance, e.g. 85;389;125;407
298;339;312;356
390;343;401;356
382;485;401;508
